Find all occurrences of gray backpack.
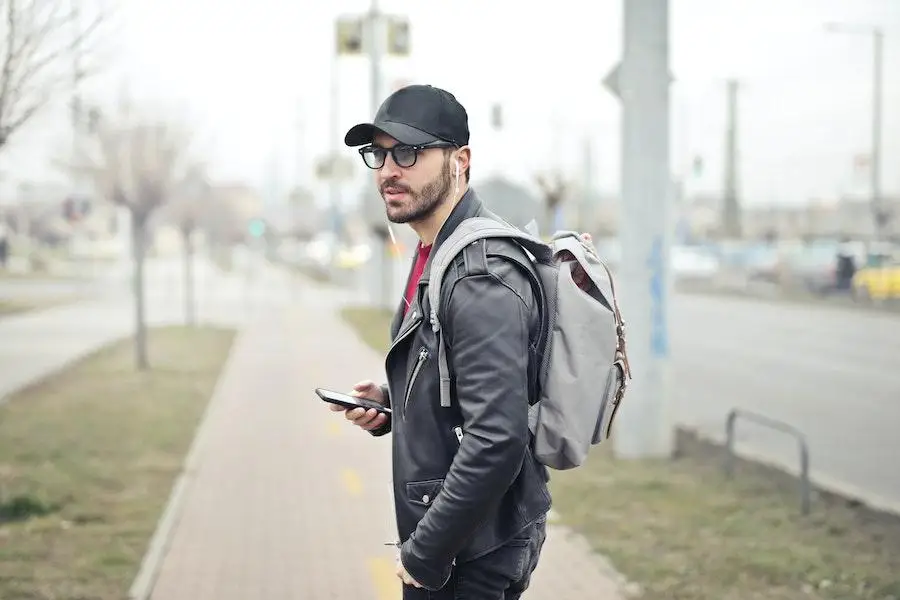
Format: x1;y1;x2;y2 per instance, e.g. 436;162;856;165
427;216;632;470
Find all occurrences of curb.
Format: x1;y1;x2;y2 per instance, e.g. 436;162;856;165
127;326;248;600
688;426;900;518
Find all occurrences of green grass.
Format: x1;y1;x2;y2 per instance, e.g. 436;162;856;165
339;303;900;600
0;326;236;600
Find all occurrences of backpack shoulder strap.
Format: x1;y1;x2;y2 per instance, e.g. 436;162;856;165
427;217;550;408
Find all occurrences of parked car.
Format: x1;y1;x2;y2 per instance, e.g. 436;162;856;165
852;245;900;301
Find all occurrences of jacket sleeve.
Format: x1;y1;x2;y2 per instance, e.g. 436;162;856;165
400;265;533;590
368;383;392;437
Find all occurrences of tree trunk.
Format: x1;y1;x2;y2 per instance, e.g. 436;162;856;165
182;226;196;326
131;215;149;370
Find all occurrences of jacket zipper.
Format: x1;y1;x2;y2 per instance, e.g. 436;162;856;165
384;309;422;404
453;426;463;444
403;347;429;420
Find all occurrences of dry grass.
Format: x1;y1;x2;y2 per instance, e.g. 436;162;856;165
0;299;38;317
340;304;900;600
0;326;236;600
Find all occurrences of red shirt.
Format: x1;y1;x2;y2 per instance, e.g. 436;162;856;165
404;242;432;314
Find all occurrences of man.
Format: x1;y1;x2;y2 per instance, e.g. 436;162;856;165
331;84;551;599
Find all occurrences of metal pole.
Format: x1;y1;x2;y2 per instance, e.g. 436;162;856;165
824;23;887;241
613;0;674;459
723;79;741;238
369;0;382;117
871;29;883;242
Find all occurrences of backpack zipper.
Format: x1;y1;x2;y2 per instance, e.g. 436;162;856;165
403;347;429;420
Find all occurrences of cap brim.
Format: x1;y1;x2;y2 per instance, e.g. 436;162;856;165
343;121;440;147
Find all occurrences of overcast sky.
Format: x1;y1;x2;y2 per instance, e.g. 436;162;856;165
3;0;899;208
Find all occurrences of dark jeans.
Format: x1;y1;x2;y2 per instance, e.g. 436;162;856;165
403;515;547;600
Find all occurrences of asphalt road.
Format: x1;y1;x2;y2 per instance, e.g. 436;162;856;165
670;292;900;513
0;257;303;401
0;277;99;301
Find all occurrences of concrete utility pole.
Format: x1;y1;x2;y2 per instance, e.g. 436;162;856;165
722;78;742;238
366;0;394;309
603;0;674;459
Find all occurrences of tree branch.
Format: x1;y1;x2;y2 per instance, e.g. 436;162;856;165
0;0;108;149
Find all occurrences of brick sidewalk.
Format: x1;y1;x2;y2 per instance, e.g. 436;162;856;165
133;292;627;600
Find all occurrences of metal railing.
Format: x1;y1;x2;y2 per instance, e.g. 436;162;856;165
724;408;812;516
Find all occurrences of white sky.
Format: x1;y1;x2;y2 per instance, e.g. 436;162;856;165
3;0;899;208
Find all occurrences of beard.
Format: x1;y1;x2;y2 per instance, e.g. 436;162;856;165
381;157;453;224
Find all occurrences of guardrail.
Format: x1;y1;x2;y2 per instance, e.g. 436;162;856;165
724;408;812;516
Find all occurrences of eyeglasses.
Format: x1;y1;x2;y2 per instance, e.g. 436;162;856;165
358;141;455;170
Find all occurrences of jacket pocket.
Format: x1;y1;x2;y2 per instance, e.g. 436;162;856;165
402;347;429;420
406;478;444;508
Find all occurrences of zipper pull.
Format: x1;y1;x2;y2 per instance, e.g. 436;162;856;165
454;426;463;443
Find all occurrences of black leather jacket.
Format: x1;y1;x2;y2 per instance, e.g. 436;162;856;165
371;188;552;591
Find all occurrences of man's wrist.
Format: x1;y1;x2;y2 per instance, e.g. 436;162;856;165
399;537;453;592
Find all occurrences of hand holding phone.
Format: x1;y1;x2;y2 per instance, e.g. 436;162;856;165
316;387;391;415
318;381;391;432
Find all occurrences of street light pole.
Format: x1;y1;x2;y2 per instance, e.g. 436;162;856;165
872;28;884;241
825;23;886;241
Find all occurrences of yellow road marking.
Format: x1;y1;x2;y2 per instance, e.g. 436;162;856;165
341;468;363;496
368;556;400;600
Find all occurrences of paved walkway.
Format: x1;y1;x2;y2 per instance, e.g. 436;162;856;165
132;285;627;600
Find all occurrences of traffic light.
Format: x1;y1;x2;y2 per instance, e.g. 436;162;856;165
336;16;363;55
386;16;410;56
248;219;266;238
692;156;704;177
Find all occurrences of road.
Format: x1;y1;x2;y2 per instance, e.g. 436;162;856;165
671;293;900;514
0;256;307;401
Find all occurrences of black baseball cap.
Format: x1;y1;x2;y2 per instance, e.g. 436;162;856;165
344;84;469;148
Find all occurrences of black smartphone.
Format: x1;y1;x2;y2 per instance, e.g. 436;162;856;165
315;388;392;415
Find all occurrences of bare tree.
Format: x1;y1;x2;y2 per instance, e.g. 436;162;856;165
0;0;108;151
70;97;198;369
165;166;209;327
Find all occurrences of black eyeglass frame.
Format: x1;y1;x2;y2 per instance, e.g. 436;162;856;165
358;141;457;170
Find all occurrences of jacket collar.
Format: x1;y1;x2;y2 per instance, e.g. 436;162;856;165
420;186;484;283
389;187;486;338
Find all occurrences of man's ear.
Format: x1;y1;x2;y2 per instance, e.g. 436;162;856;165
455;145;471;174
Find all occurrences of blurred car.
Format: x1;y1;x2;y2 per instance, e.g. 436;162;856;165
852;245;900;301
671;245;719;280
